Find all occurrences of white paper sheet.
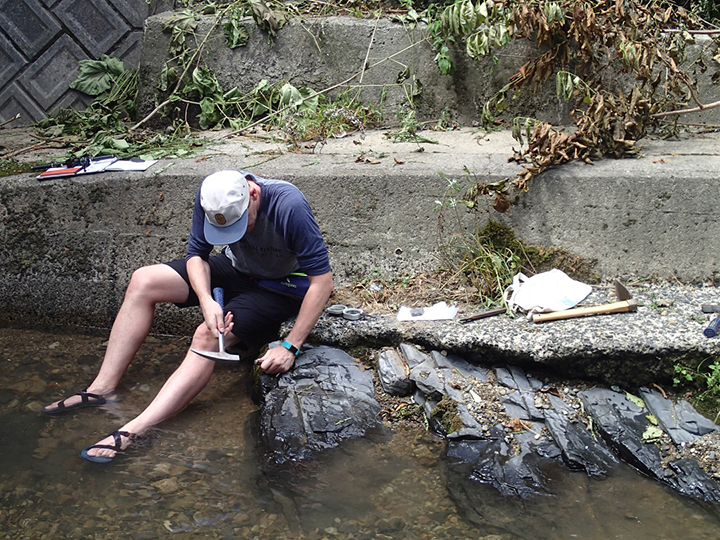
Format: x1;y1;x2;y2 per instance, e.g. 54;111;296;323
397;301;458;321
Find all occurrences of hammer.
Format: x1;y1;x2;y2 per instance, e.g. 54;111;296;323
191;288;241;362
533;280;636;323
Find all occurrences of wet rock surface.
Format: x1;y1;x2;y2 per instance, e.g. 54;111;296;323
252;332;720;507
580;388;720;503
372;341;720;505
258;345;385;465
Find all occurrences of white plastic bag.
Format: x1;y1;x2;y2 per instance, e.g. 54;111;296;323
503;269;592;318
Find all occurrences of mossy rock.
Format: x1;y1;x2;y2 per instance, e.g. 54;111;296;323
0;159;31;178
431;395;463;435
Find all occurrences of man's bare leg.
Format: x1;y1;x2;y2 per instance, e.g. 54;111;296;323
81;323;238;460
43;264;189;412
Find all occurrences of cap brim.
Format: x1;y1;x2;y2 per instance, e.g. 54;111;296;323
203;210;249;245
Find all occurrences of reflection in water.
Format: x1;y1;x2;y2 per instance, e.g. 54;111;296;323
1;327;719;538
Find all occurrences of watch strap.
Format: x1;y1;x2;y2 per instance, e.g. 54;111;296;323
281;340;300;356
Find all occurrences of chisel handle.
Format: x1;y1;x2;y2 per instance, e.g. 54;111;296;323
704;317;720;338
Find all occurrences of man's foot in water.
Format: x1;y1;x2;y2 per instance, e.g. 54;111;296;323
79;430;137;464
42;387;117;414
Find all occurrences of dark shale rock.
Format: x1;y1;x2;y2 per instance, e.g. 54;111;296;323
430;350;491;383
543;394;620;477
447;426;556;500
413;389;439;422
667;459;720;504
410;359;445;401
398;343;430;369
579;389;672;478
639;387;720;445
495;365;545;421
255;337;720;504
394;342;720;506
579;388;720;503
377;348;413;397
259;345;384;465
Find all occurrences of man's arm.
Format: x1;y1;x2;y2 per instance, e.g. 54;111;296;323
186;255;229;337
256;271;333;374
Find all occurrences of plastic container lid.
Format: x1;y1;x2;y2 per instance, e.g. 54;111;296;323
342;308;363;321
326;304;346;316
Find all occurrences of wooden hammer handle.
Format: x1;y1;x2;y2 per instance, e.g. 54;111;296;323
532;300;637;323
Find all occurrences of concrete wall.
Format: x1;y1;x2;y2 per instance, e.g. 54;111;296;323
1;128;718;334
3;7;718;128
135;14;573;128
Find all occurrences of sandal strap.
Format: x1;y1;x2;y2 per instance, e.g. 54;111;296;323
87;430;135;453
113;430;134;446
55;388;106;411
79;387;107;403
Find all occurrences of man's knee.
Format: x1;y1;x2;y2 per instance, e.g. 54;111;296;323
126;266;160;295
125;264;187;304
192;323;216;349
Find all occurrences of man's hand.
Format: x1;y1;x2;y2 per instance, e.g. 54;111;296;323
201;299;234;338
255;344;296;375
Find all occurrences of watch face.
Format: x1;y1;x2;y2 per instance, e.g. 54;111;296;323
282;341;299;355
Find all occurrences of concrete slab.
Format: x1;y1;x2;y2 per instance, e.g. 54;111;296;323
1;125;719;336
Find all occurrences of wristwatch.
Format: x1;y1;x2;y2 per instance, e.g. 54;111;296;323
281;340;300;356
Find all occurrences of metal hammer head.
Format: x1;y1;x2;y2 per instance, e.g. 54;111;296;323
191;332;241;363
614;279;632;301
191;348;241;362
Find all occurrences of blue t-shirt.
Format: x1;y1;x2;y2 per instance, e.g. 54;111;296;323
186;172;331;279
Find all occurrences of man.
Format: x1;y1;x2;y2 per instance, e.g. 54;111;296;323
42;170;333;463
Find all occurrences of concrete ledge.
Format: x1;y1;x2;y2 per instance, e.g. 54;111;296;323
1;127;719;338
305;282;720;387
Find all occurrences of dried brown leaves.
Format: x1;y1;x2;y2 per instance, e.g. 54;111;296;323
493;0;710;192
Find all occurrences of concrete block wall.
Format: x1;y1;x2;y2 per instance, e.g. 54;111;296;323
0;0;172;127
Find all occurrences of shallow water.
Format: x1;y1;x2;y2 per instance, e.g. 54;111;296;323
1;327;720;539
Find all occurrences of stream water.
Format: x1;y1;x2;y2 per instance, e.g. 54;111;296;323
2;327;720;539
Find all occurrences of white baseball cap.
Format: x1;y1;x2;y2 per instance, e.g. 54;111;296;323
200;170;250;245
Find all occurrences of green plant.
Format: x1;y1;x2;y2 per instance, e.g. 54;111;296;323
278;89;383;147
0;159;31;178
36;56;137;140
387;107;438;144
435;175;524;303
395;402;423;420
673;357;720;422
430;395;463;434
33;55;210;159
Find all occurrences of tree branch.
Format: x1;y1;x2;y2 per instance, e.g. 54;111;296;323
653;99;720;118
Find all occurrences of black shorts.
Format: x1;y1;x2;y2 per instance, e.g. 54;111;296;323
165;255;303;349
